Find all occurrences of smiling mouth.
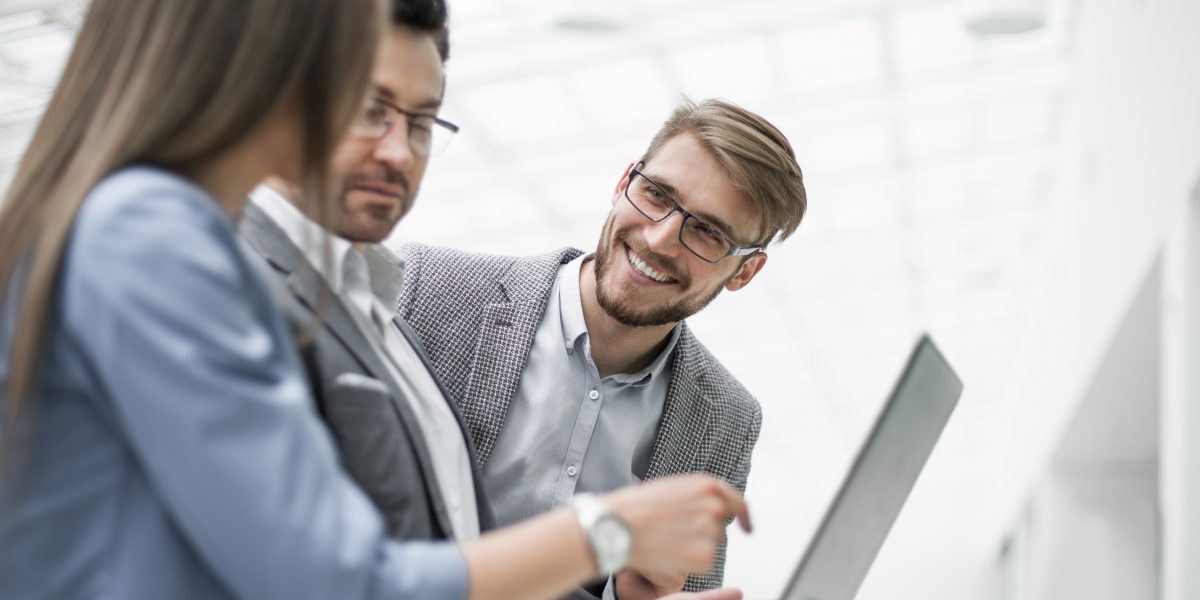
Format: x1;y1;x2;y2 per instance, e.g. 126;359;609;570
625;245;677;284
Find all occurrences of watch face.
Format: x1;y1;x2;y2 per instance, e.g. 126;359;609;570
595;516;631;565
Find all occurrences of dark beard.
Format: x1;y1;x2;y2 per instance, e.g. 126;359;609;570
334;171;411;242
592;225;726;328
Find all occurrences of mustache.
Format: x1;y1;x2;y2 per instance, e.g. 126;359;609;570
343;169;410;199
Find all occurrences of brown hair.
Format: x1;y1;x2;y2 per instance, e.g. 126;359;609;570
641;98;807;246
0;0;383;429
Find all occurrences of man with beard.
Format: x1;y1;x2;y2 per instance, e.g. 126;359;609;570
397;98;808;597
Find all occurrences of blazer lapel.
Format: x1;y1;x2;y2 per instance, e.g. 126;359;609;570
644;325;712;480
243;205;395;388
294;267;463;538
459;268;547;466
393;316;497;531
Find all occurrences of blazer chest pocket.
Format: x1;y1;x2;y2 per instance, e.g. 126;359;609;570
323;374;398;473
322;373;433;536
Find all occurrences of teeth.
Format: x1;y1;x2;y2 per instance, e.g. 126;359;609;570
626;248;673;283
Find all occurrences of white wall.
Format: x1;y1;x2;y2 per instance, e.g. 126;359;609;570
1160;176;1200;600
980;0;1200;553
991;0;1200;595
1000;258;1160;600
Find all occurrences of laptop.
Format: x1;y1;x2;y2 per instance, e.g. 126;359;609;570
780;334;963;600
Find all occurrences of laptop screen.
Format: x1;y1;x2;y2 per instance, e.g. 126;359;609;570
782;336;963;600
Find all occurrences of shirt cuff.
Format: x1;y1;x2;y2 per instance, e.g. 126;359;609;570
376;540;469;600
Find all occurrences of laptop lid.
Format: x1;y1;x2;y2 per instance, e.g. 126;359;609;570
781;335;962;600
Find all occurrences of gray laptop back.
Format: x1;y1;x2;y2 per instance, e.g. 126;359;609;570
782;335;962;600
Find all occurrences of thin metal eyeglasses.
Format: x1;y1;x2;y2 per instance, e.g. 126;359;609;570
623;162;763;263
349;97;459;156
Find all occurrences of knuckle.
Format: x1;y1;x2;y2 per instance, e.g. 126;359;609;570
708;506;725;522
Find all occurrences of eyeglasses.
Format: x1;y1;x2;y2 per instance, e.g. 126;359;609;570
623;163;763;264
348;98;459;156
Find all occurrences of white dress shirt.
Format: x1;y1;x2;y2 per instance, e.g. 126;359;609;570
483;254;678;529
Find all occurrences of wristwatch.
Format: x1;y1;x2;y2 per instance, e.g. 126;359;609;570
571;493;632;575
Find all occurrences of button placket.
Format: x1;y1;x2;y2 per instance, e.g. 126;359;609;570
551;372;605;507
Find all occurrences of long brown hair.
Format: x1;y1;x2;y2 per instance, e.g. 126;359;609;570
0;0;383;430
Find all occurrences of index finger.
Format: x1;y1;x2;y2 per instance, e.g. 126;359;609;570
710;482;752;533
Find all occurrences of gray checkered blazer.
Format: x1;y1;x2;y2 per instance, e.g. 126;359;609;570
395;243;763;593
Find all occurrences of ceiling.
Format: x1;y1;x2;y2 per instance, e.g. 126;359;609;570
0;0;1075;598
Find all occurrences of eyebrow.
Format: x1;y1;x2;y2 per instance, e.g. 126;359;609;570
373;84;442;112
641;170;746;245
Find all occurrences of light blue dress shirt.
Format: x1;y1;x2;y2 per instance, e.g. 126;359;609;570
0;166;467;599
483;254;680;529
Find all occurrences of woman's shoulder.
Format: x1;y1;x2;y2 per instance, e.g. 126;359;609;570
67;165;246;291
77;164;225;233
72;164;238;255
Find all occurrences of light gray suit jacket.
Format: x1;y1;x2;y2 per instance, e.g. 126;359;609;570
396;242;763;593
238;204;494;541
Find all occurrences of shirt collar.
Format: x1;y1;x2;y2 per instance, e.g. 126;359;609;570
250;185;405;309
557;254;681;386
251;185;354;293
361;243;407;311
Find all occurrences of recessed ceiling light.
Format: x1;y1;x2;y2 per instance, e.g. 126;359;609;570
962;0;1047;35
553;0;631;32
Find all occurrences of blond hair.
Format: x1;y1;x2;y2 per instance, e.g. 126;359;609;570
642;99;807;246
0;0;383;430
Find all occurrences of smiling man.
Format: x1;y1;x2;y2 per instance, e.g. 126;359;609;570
397;99;808;596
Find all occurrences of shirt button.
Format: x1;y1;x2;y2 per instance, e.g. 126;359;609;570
588;389;599;400
567;465;578;477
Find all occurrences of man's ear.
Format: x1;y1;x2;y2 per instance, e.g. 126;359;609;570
725;252;768;292
611;162;636;207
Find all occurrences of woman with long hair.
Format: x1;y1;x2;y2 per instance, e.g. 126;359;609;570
0;1;747;599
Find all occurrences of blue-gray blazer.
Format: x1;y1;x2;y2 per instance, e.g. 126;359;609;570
0;166;466;600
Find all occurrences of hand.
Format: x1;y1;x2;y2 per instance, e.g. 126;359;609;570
616;570;742;600
602;474;751;586
615;569;684;600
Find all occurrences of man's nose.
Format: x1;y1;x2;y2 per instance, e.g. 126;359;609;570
642;210;685;255
372;125;415;171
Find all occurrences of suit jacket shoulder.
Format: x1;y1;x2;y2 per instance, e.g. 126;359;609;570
396;242;581;461
397;242;580;311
